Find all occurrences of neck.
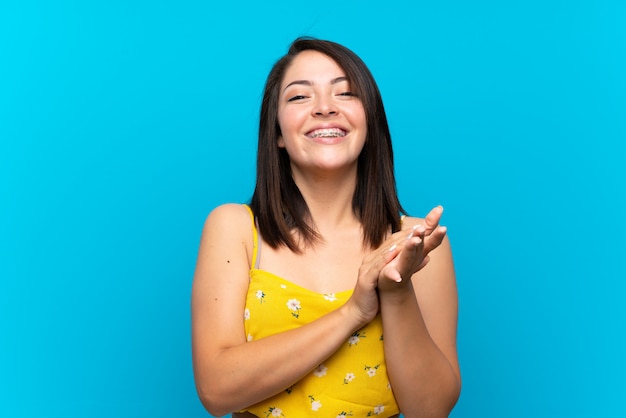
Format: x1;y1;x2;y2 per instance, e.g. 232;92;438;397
291;165;360;233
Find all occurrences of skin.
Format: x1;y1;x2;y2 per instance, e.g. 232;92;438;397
191;50;460;418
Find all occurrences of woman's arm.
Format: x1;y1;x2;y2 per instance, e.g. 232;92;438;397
191;204;392;416
378;208;461;418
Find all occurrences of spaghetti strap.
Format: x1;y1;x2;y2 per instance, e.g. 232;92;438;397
243;204;261;269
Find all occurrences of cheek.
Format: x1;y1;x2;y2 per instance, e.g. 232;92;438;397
277;108;299;137
344;103;366;125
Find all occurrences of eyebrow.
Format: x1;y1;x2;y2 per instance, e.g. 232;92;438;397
282;76;348;92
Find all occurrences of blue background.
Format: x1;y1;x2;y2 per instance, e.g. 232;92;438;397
1;1;624;417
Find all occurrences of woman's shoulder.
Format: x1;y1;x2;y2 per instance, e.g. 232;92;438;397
200;203;256;267
202;203;254;240
205;203;251;224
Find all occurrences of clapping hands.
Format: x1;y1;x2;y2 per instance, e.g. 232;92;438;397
378;206;448;290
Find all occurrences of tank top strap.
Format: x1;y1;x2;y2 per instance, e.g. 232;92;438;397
243;204;261;269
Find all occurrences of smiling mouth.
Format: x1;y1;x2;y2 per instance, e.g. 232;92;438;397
306;128;347;138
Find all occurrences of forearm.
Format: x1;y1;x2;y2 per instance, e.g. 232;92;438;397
195;303;363;416
379;288;460;418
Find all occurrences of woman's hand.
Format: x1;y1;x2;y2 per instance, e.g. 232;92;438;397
344;206;448;326
344;227;416;326
379;206;448;291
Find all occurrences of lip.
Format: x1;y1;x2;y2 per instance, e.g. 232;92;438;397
309;135;347;145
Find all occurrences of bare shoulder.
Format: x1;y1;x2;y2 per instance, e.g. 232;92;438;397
201;203;254;257
192;203;254;350
193;202;255;293
204;203;252;232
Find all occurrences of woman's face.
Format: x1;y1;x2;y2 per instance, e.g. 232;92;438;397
277;50;367;177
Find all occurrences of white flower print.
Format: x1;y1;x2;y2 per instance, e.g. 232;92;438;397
313;364;328;377
280;284;287;289
308;395;322;411
364;364;380;377
256;289;265;303
367;405;385;416
323;293;338;302
247;334;253;341
266;406;283;417
336;411;353;417
343;372;355;384
244;308;250;320
287;298;301;318
287;298;300;310
348;331;366;346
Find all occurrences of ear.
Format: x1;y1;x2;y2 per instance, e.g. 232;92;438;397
277;136;285;148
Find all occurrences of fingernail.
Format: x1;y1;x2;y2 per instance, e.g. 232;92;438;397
388;244;397;252
406;231;413;240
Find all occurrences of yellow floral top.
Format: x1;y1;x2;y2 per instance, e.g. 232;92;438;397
240;205;400;417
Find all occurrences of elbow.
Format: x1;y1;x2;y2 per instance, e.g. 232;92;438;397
400;373;462;418
449;370;462;409
437;371;462;416
195;381;235;417
441;375;463;417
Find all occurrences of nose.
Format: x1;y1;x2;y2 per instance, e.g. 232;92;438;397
312;95;338;117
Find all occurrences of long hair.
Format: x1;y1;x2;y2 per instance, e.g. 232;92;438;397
250;37;405;252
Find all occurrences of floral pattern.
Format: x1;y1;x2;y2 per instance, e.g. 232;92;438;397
343;372;355;385
323;293;338;302
265;406;284;417
367;404;386;416
308;395;322;411
241;251;398;415
348;331;366;346
313;364;328;377
286;298;301;318
364;364;380;377
240;204;399;416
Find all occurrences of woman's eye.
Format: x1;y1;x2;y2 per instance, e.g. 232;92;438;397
337;91;356;97
287;95;307;102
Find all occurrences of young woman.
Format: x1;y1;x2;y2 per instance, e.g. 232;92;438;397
192;38;460;418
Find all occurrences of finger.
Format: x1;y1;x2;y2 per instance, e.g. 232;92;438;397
381;264;403;283
361;241;401;280
423;225;447;255
395;236;424;280
422;205;444;235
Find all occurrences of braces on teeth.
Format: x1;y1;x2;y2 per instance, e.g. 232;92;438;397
310;128;346;138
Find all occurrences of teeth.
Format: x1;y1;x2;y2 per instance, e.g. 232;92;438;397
309;128;346;138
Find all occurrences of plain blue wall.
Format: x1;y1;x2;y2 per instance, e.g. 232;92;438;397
1;1;624;417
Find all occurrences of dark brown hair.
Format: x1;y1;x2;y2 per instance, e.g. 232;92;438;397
250;37;405;252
